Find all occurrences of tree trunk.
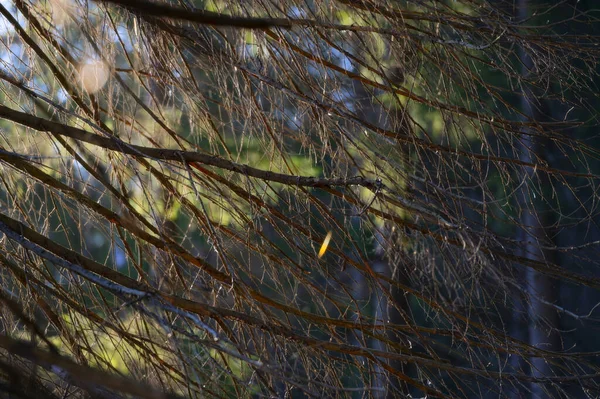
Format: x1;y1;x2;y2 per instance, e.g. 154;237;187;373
517;1;560;397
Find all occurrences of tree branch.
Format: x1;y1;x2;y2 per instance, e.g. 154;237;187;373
0;105;381;190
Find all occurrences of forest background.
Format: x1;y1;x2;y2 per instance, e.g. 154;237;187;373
0;0;599;398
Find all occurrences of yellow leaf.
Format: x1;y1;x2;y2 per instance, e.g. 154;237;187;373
318;231;333;258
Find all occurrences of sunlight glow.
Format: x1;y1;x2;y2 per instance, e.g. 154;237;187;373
79;60;109;93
